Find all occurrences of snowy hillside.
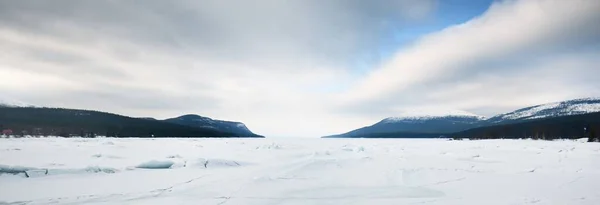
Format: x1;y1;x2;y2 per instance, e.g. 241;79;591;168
0;99;31;108
381;109;485;123
487;98;600;124
326;109;485;138
1;138;599;204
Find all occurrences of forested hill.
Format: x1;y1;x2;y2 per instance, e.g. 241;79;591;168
164;114;261;137
0;107;261;138
451;112;600;140
323;98;600;140
324;112;599;141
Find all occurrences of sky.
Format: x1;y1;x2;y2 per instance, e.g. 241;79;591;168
0;0;599;137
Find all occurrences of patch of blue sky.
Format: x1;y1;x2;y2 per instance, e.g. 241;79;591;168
350;0;494;75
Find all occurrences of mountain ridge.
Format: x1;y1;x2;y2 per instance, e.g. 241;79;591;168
380;109;485;122
325;113;484;138
164;114;261;138
486;97;600;124
0;98;262;137
325;97;600;138
0;107;263;138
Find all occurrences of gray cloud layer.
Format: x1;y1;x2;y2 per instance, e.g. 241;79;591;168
0;0;435;67
0;0;599;137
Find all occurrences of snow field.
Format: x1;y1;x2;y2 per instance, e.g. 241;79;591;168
1;137;599;205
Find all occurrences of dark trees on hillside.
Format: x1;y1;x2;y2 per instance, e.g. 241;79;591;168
326;113;600;141
0;107;237;138
453;112;600;140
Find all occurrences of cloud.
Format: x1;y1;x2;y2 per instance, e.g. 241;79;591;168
339;0;600;119
0;0;437;67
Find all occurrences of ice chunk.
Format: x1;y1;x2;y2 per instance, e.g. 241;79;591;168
0;165;50;178
135;160;175;169
0;165;34;175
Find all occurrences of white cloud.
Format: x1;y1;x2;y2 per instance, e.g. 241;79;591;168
339;0;600;119
420;52;600;115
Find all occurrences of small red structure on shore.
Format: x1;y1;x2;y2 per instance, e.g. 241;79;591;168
2;129;13;136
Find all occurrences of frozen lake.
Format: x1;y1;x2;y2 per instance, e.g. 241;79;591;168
1;137;599;205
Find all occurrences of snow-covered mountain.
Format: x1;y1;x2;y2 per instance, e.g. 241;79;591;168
164;114;261;137
486;98;600;124
325;109;485;138
325;98;600;138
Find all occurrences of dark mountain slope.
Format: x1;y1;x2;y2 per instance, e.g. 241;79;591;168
452;112;600;140
0;107;245;138
164;114;262;138
324;98;600;139
325;112;484;138
326;113;599;140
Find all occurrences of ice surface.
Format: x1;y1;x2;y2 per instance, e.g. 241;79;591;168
1;137;599;205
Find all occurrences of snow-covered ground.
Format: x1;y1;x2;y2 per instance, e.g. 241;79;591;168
1;138;599;205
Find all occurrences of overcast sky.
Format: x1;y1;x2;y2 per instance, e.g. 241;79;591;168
1;0;599;137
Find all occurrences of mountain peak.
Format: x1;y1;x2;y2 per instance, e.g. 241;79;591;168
382;109;485;123
173;114;214;121
488;97;600;123
164;114;259;137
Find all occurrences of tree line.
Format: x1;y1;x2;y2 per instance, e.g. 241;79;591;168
451;112;600;142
